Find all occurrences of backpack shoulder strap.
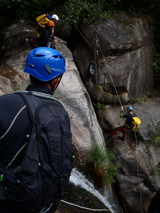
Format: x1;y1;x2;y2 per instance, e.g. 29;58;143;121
13;90;66;110
46;13;52;20
16;91;35;124
14;91;58;177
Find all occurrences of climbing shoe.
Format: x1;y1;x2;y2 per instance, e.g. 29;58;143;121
118;136;124;141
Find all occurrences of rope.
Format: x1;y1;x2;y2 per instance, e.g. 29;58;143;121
74;26;122;107
94;37;100;109
74;25;93;49
61;200;111;212
69;26;143;213
134;131;143;213
95;36;122;107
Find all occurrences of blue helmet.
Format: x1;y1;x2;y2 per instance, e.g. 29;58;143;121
127;106;133;111
24;47;65;81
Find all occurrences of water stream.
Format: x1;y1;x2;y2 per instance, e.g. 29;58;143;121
68;168;116;213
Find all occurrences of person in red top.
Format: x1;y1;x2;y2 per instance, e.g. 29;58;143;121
106;106;135;141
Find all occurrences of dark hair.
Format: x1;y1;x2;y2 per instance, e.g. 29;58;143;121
29;75;47;85
29;74;63;86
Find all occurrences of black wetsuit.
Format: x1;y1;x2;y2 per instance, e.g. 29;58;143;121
109;111;135;140
37;26;51;47
0;85;58;213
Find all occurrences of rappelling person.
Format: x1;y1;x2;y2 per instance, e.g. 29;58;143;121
52;14;59;24
35;13;59;48
37;20;55;47
50;14;59;48
106;106;141;142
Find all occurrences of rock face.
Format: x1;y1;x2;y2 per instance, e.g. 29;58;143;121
0;23;105;152
98;102;160;213
55;41;105;150
0;21;35;56
0;22;119;211
108;134;160;213
72;16;155;104
0;17;160;213
69;16;160;212
112;137;160;213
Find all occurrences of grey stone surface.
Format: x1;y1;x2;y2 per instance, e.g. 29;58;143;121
0;18;160;213
72;16;155;103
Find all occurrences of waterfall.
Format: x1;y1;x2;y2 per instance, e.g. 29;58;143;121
69;168;115;213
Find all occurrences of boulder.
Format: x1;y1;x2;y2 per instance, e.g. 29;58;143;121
111;137;160;213
98;101;160;212
0;21;35;56
72;16;155;103
55;41;105;149
1;19;160;213
0;22;105;151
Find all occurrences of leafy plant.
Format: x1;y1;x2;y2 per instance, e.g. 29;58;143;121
151;53;160;90
93;102;106;109
153;164;160;177
153;131;160;145
142;121;160;161
88;143;117;185
153;90;160;97
133;95;148;103
0;0;56;28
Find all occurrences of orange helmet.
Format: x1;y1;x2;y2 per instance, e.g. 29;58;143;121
47;21;55;27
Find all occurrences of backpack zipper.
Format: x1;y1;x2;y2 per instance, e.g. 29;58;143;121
60;123;65;174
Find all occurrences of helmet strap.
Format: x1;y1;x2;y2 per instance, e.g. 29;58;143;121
48;75;62;92
48;80;54;92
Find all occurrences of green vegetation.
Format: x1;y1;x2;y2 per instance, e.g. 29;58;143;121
1;0;160;90
153;131;160;145
63;0;160;88
151;53;160;90
153;90;160;97
133;95;148;103
0;0;56;27
142;122;160;160
87;143;117;185
93;102;106;109
145;121;160;146
62;0;112;26
153;164;160;177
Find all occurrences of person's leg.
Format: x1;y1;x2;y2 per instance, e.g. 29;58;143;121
123;130;126;138
118;128;126;141
110;126;125;138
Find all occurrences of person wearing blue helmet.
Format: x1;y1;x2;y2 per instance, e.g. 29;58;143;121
106;105;135;142
0;47;68;213
24;47;65;85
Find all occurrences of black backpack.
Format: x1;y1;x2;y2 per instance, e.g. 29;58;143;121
0;91;74;211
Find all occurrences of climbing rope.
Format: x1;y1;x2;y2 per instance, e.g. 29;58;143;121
74;25;93;49
61;200;111;212
95;35;122;107
74;27;101;109
134;131;143;213
74;27;143;212
94;37;100;109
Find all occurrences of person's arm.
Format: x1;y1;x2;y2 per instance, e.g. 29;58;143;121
120;106;129;118
120;106;125;118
